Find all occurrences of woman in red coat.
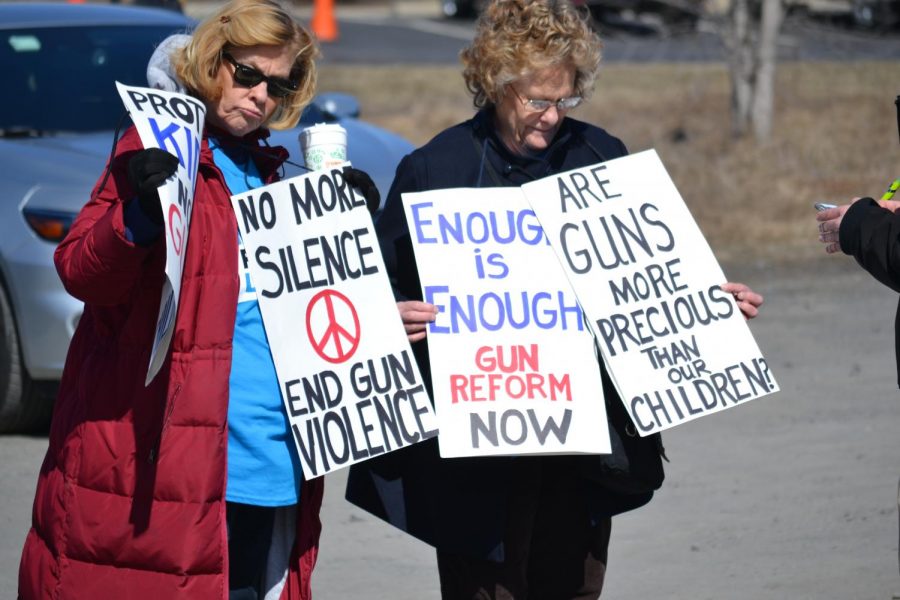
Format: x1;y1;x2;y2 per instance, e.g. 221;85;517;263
16;1;374;597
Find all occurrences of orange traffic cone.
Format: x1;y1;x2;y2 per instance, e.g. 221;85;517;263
311;0;338;42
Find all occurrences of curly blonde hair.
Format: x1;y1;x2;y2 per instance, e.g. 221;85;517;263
460;0;602;108
174;0;319;130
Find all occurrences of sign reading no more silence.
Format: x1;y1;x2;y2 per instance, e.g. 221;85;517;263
232;165;438;478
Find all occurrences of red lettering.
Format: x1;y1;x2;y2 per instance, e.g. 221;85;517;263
473;344;541;373
447;372;571;403
168;204;184;255
450;374;469;404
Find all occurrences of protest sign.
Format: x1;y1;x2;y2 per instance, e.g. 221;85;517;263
402;188;610;458
116;83;205;385
232;166;438;478
522;149;778;435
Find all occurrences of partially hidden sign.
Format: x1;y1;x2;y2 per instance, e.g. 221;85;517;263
522;149;779;436
402;188;611;458
232;166;438;478
116;83;205;385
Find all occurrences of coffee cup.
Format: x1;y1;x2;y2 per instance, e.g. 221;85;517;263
300;123;347;171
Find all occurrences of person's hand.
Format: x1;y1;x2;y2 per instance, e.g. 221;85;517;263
815;200;858;255
721;282;763;320
127;148;179;225
398;300;438;342
878;199;900;213
817;197;900;254
343;166;381;214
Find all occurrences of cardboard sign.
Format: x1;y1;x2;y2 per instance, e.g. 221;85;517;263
522;150;778;435
402;188;610;458
232;166;438;478
116;83;205;385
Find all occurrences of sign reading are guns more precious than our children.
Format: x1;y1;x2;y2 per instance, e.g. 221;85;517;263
232;166;438;478
116;83;205;385
522;150;778;436
402;188;610;458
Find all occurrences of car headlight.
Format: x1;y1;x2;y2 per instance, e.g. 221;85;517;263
23;208;75;243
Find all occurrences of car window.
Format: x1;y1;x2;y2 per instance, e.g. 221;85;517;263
2;25;189;134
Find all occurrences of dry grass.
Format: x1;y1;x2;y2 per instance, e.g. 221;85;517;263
319;61;900;263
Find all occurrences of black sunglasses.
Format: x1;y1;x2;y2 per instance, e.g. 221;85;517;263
222;53;298;99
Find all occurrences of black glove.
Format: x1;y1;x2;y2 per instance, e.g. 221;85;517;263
342;166;381;215
127;148;179;225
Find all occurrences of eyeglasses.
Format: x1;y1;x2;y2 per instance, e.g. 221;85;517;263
222;53;298;99
510;86;583;113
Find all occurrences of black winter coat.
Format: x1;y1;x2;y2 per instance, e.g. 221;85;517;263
839;196;900;386
346;109;656;561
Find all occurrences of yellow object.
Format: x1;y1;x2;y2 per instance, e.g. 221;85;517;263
881;179;900;201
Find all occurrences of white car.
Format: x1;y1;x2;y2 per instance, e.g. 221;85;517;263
0;2;413;432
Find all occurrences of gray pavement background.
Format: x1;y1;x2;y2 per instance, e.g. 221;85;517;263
6;258;896;599
1;6;899;599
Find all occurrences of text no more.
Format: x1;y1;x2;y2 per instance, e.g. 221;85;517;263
234;169;377;299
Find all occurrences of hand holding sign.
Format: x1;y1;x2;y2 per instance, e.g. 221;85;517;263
127;148;179;225
342;167;381;214
720;282;764;320
397;300;439;343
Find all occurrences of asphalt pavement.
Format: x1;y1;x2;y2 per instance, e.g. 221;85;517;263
1;4;899;598
2;258;899;599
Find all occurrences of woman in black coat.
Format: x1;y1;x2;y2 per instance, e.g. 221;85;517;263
347;0;763;597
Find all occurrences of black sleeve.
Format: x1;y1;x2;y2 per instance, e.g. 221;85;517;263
839;197;900;293
374;152;425;302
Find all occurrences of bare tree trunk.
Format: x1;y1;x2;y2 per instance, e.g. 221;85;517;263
723;0;783;141
751;0;783;140
728;0;754;137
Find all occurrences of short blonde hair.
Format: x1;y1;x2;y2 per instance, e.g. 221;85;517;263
174;0;318;130
460;0;602;108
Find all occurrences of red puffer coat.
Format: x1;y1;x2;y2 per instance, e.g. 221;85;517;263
18;126;324;599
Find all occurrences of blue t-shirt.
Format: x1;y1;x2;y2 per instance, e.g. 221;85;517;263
212;138;302;506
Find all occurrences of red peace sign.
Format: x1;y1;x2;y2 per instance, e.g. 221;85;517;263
305;289;361;363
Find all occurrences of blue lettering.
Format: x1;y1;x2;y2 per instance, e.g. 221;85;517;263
424;285;450;333
467;213;489;243
437;212;465;243
421;285;584;334
532;292;556;329
477;293;504;331
150;118;184;165
411;201;437;244
409;203;548;246
518;210;546;245
149;119;199;186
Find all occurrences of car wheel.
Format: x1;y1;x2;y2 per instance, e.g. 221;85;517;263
0;284;56;433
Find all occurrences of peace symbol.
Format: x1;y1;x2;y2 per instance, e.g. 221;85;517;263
305;289;361;363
